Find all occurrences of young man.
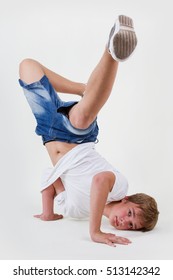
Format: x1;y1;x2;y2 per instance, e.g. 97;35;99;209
19;15;159;246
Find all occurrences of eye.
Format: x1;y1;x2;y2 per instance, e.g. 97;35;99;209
128;209;132;217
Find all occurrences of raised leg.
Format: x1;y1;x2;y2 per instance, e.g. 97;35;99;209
19;15;137;131
19;59;86;96
19;52;118;130
69;49;119;129
68;15;137;129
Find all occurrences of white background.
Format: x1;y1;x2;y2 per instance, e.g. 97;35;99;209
0;0;173;260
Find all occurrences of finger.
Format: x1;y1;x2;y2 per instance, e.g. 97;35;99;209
108;235;131;245
105;239;116;247
54;214;63;220
115;236;132;245
118;236;131;243
33;214;41;218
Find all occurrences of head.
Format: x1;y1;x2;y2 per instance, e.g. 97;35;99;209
127;193;159;231
108;193;159;231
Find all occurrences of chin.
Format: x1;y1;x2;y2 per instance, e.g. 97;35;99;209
115;226;120;230
110;220;116;228
111;221;118;230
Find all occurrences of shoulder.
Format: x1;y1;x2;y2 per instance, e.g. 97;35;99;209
108;171;129;201
93;171;116;191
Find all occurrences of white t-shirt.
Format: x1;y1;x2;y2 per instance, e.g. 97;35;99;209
41;142;128;218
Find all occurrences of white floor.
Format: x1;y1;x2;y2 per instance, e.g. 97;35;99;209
0;190;172;260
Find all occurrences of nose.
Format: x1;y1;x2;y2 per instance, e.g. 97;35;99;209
119;217;129;227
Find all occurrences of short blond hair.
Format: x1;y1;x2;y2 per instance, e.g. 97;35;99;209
127;193;159;231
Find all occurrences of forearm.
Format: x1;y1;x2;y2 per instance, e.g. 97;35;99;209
34;184;63;221
89;172;115;239
90;183;109;238
41;185;56;218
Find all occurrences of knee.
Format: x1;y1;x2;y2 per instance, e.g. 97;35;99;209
69;105;95;129
19;58;44;84
19;58;35;76
70;112;94;129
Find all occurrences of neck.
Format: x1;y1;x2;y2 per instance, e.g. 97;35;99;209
104;201;121;218
103;202;116;218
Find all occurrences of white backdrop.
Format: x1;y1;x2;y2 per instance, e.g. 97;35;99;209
0;0;173;260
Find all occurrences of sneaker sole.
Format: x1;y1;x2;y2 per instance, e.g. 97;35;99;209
110;15;137;62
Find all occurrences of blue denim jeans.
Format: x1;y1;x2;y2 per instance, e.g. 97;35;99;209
19;75;99;144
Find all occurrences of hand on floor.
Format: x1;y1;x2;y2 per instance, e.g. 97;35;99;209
91;231;132;247
34;213;63;221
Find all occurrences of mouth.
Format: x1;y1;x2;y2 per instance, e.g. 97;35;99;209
114;216;119;227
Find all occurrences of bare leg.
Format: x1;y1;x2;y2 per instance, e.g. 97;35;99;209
19;15;137;131
19;59;86;96
19;51;118;130
68;14;137;129
69;48;118;129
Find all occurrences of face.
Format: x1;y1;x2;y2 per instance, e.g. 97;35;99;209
109;199;143;230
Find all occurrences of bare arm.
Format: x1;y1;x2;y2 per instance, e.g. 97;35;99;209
90;171;131;246
34;182;63;221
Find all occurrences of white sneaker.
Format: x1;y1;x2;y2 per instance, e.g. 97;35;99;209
107;15;137;62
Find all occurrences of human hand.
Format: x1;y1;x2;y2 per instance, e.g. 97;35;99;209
91;231;131;247
34;213;63;221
